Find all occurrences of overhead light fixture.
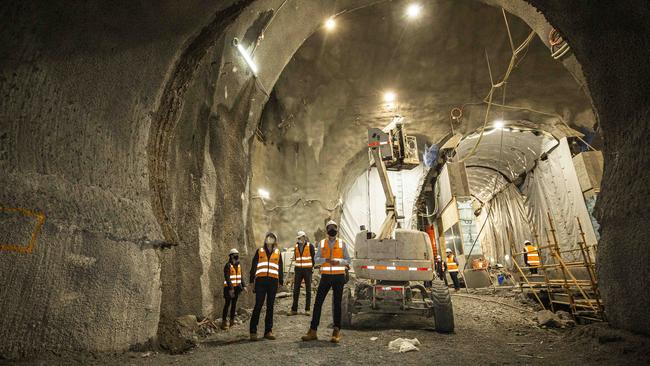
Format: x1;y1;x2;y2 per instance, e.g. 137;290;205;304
257;188;270;200
493;119;504;129
406;3;423;19
324;17;336;31
233;38;258;75
383;90;397;103
504;254;511;261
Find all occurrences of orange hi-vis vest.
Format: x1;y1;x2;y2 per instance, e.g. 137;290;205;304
294;243;313;269
256;247;280;279
525;245;540;266
224;263;242;287
446;255;459;272
320;239;346;275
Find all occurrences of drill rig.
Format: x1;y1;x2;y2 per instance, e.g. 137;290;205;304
341;121;454;332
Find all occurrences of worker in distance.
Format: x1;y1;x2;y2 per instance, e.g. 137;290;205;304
221;248;247;330
290;230;315;316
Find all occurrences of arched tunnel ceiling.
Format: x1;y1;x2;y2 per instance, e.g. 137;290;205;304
251;0;593;243
455;124;558;202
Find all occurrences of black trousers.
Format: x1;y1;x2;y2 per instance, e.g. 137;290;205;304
292;268;312;311
249;277;278;334
449;272;460;289
310;274;345;330
222;287;241;321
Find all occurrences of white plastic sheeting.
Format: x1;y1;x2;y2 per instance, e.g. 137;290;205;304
340;164;426;249
476;138;599;266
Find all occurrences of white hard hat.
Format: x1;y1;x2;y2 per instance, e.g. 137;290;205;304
326;220;338;228
524;240;532;245
229;248;239;255
296;230;307;239
436;255;441;259
445;248;452;253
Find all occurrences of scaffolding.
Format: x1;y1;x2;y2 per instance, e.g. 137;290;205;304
508;213;604;322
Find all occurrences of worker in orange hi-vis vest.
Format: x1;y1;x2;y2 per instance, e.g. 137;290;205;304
523;240;541;274
248;232;284;341
444;248;461;291
290;230;315;316
302;220;351;344
221;248;247;330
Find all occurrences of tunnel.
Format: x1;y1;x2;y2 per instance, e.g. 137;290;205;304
1;0;649;363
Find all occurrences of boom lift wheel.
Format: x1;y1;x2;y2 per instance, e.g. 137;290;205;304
430;279;455;332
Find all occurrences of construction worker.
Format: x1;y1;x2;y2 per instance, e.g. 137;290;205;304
435;255;447;285
445;248;461;291
523;240;540;274
249;232;284;341
302;220;351;343
221;248;247;330
290;230;315;316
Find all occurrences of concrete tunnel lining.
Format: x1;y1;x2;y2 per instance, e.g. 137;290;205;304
1;0;649;359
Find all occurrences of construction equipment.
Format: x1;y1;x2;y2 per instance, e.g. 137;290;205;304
344;121;455;332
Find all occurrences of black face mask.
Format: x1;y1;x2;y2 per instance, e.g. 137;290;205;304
231;255;239;263
327;228;338;237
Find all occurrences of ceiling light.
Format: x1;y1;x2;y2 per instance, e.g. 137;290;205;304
383;90;397;103
406;3;422;19
257;188;270;200
324;17;336;31
493;119;504;129
234;38;258;75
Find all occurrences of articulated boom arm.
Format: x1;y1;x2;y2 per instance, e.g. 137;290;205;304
370;147;398;240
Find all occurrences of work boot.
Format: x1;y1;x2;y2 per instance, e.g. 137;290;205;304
289;310;298;316
301;329;318;341
220;320;228;330
249;333;258;341
330;327;341;343
229;318;235;328
305;309;311;316
264;331;276;340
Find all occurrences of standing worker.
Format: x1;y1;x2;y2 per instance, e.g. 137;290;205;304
445;248;461;292
221;248;246;330
302;220;351;343
523;240;540;274
249;232;284;341
435;255;447;285
290;230;315;316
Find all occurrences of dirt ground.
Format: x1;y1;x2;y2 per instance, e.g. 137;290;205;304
5;289;649;365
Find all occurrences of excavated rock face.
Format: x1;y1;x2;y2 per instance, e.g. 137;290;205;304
0;0;648;359
250;0;592;247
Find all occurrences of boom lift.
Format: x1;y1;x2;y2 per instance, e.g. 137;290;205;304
342;121;455;332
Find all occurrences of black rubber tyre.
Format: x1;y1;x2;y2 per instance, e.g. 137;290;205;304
430;279;454;332
341;287;353;329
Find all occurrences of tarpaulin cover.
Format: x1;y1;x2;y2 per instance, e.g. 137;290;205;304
340;165;426;251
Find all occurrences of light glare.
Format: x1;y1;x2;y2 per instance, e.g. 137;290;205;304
324;17;336;31
493;119;504;129
383;91;397;103
406;3;422;18
258;188;270;199
236;43;258;75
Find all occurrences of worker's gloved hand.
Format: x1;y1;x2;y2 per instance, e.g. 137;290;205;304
228;289;235;298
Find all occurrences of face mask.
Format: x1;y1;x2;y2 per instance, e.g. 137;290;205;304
232;255;239;262
327;228;337;237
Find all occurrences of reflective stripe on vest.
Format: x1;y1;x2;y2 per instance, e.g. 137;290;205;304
447;255;459;272
320;239;346;275
224;263;242;287
295;244;313;268
256;247;281;278
525;245;540;266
